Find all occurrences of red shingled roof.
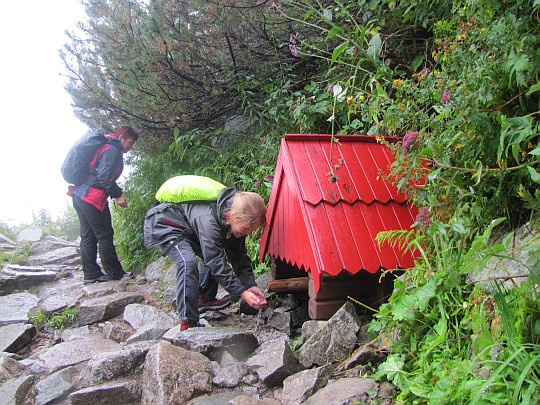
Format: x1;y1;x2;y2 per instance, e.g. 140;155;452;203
259;134;419;292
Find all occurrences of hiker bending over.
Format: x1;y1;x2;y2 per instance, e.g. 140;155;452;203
66;126;138;283
144;188;268;330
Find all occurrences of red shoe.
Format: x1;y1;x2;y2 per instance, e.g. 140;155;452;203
198;297;231;312
180;320;201;331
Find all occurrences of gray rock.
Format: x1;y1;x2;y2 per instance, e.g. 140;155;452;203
41;293;78;316
82;282;117;298
336;346;386;371
162;286;176;304
228;395;282;405
87;347;148;384
224;115;258;134
301;377;378;405
17;227;42;242
0;374;35;405
162;326;258;361
0;357;27;384
34;365;79;405
268;311;292;335
298;302;361;368
282;364;334;405
468;222;539;290
0;266;58;295
68;380;140;405
0;323;36;352
102;321;135;342
123;303;174;330
29;236;78;255
163;265;176;283
220;350;240;367
144;257;170;281
0;293;40;326
27;246;79;266
78;292;145;326
0;232;16;245
189;392;247;405
245;338;302;386
213;362;247;388
60;326;97;342
301;320;326;342
126;321;173;344
35;336;122;373
141;341;213;404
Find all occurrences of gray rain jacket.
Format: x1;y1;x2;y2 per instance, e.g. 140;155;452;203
143;188;256;297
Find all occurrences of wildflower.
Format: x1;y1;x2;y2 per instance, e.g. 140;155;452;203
306;96;314;102
359;95;365;101
254;180;262;188
260;137;265;143
441;91;451;105
392;79;403;89
347;95;354;105
265;175;274;181
415;206;432;228
289;32;299;57
402;131;419;156
417;68;430;83
327;85;334;93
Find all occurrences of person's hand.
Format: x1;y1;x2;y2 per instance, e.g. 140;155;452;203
116;195;128;208
241;288;267;309
247;286;266;301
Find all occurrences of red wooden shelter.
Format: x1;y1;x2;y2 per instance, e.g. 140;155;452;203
259;134;419;319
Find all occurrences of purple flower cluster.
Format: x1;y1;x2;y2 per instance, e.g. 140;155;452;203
441;91;451;105
402;131;419;156
416;206;431;228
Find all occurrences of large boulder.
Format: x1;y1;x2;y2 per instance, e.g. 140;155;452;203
298;301;361;368
245;338;302;386
141;341;213;404
162;326;258;361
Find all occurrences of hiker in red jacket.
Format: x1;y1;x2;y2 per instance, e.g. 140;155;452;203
68;126;138;284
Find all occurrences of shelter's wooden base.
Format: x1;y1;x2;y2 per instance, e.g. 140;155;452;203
271;258;399;320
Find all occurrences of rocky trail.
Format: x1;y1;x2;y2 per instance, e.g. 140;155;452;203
0;228;394;405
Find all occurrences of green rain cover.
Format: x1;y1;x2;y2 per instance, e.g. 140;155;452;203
155;175;226;203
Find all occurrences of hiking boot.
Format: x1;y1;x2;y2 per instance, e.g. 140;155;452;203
83;275;109;284
198;297;231;312
180;320;201;331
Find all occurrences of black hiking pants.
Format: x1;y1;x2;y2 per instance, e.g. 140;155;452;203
73;195;124;280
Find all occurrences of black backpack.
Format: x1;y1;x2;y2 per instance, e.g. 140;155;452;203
61;131;111;186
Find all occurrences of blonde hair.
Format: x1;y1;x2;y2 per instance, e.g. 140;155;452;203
227;192;267;229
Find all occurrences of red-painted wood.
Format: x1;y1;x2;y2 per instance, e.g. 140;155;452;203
259;134;420;293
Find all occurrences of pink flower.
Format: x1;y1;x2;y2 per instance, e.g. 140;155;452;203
289;33;299;57
254;180;262;188
402;131;419;155
415;206;432;228
327;85;334;93
441;92;451;105
417;68;430;83
260;137;265;143
265;175;274;181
